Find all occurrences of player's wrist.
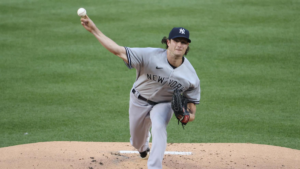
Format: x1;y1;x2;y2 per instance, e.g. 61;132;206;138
91;28;101;36
188;114;195;122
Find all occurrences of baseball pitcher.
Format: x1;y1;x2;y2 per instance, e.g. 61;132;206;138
80;15;200;169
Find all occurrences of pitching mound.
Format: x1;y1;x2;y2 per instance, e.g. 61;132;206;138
0;142;299;169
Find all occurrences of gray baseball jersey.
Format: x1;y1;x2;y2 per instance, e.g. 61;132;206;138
124;47;200;104
124;47;200;169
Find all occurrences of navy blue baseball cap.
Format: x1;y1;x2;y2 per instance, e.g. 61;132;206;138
168;27;191;43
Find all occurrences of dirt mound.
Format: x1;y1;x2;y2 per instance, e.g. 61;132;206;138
0;142;299;169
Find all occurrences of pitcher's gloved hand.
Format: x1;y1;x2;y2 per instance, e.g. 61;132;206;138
171;89;190;128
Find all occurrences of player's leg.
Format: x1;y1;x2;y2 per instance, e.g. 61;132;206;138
148;102;173;169
129;91;152;153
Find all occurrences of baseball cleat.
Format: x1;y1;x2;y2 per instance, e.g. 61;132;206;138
139;148;150;159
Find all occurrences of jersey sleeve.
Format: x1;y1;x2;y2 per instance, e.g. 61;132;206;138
124;47;148;70
184;79;201;104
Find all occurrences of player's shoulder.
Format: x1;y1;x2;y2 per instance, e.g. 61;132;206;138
183;57;196;71
150;48;167;56
127;47;165;52
183;57;200;78
141;47;166;54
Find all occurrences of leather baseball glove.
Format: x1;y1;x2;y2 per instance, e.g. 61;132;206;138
171;89;190;128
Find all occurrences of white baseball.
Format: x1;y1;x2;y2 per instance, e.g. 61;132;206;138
77;8;86;17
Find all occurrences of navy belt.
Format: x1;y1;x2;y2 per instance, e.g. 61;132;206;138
132;89;158;105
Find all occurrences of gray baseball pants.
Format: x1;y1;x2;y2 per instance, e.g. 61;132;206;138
129;89;173;169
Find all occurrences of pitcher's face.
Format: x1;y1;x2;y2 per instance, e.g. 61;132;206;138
167;38;189;57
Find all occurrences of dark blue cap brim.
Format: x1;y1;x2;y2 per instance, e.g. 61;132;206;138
169;35;191;43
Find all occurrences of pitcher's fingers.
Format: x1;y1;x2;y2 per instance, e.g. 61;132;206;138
80;14;89;21
80;18;87;22
80;17;88;22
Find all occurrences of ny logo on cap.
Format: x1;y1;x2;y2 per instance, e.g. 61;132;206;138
179;28;185;34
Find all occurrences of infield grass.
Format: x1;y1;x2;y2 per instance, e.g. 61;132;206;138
0;0;299;149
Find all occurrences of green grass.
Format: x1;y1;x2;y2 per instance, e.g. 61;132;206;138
1;0;299;150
